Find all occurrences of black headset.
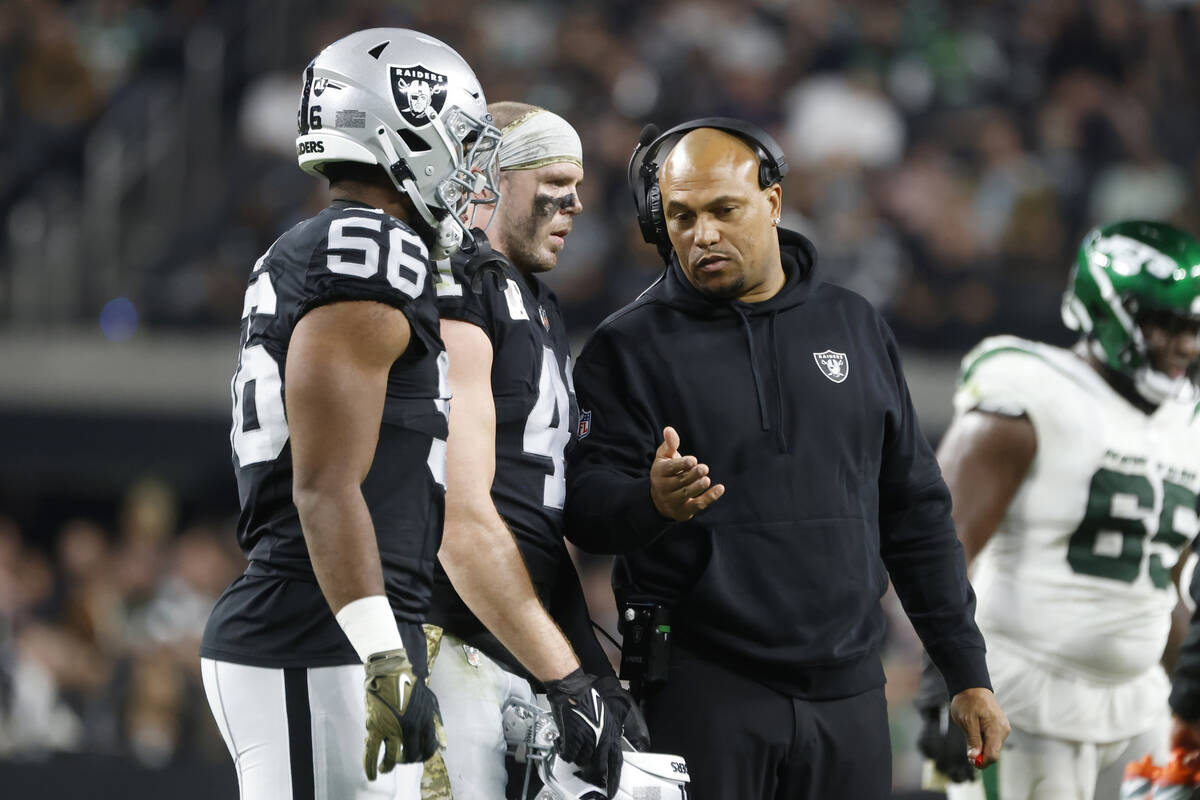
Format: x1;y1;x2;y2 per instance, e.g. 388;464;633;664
627;117;789;263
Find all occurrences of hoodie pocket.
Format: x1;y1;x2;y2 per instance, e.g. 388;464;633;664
684;517;887;661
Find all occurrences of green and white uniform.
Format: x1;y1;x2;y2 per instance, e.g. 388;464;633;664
957;336;1200;799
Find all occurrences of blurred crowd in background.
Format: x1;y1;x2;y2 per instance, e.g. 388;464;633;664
4;0;1200;790
0;480;238;766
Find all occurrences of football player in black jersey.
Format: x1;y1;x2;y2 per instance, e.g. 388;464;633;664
427;103;642;799
199;29;505;800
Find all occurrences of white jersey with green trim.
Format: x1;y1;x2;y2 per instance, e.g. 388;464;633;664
957;336;1200;733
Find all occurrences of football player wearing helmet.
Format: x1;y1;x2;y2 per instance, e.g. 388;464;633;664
425;102;639;799
199;29;498;800
920;220;1200;799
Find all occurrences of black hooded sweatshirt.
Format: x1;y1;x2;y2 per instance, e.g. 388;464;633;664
564;229;990;700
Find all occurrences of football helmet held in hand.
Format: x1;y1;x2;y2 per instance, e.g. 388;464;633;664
502;699;691;800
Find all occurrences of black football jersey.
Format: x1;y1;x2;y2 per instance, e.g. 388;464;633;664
427;236;579;674
200;200;449;668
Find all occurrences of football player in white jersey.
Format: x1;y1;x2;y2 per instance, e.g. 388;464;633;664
918;220;1200;800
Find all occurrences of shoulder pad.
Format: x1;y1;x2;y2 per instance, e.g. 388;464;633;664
959;336;1048;386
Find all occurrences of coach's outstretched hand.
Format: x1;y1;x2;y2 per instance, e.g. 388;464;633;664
950;687;1010;769
545;668;624;798
363;649;443;780
650;427;725;521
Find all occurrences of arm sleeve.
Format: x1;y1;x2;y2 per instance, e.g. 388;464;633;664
547;542;616;679
564;326;671;554
876;321;991;698
1171;515;1200;720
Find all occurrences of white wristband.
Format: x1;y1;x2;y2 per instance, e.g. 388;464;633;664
335;595;405;662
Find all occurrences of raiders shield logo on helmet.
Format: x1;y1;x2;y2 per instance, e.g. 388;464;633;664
813;350;849;383
389;64;448;128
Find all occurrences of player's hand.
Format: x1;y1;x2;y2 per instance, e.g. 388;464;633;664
363;649;443;780
594;674;651;751
650;426;724;521
545;668;623;798
950;687;1009;769
917;704;976;782
1171;714;1200;752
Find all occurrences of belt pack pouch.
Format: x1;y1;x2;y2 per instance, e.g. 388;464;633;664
618;601;672;689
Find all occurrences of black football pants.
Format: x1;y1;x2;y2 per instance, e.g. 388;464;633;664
643;645;891;800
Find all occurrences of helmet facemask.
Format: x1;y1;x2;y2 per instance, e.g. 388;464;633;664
1127;306;1200;404
371;104;501;259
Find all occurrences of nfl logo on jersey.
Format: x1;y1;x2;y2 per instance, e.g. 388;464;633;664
539;305;550;331
578;410;592;439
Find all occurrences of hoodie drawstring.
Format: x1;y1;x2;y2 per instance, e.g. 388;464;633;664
769;311;787;452
734;307;771;432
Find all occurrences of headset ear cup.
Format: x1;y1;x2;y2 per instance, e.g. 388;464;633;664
647;182;667;245
756;146;782;188
759;161;774;189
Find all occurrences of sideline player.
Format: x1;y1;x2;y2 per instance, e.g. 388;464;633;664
199;29;502;799
920;220;1200;799
427;102;639;798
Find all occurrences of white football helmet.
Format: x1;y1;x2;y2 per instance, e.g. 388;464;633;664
502;699;691;800
295;28;501;258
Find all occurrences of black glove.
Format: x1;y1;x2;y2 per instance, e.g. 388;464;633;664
594;674;651;751
917;705;976;782
363;649;443;778
915;654;974;783
544;668;623;798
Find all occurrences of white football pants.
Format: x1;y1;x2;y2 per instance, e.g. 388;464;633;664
995;721;1168;800
201;658;422;800
936;716;1169;800
426;634;536;798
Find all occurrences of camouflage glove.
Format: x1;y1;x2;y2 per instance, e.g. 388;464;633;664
363;648;443;780
593;674;650;751
544;667;623;798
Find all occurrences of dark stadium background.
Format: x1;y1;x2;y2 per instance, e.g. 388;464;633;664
2;0;1197;796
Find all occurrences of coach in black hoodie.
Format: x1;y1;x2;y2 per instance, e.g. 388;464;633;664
564;127;1009;798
